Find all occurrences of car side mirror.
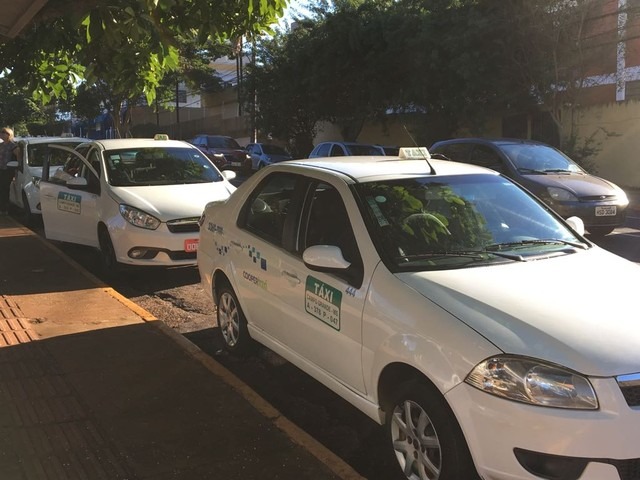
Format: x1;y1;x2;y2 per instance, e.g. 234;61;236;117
303;245;351;271
222;170;236;181
66;177;88;190
565;216;585;236
6;160;18;169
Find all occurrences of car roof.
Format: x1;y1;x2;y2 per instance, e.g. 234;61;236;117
16;136;87;144
284;155;497;182
84;138;196;150
432;137;549;148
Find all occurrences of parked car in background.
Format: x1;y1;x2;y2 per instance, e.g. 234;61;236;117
38;135;236;275
198;147;640;480
7;135;86;225
430;137;629;237
377;145;400;155
188;134;252;174
308;141;385;158
246;143;292;170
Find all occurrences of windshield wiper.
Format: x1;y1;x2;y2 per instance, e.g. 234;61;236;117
543;168;572;173
518;167;547;174
398;250;525;262
486;238;588;251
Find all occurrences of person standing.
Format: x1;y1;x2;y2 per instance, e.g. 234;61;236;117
0;127;19;215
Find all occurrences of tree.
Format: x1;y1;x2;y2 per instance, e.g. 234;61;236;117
0;0;287;136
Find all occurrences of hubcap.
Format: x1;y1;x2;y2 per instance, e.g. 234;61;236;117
218;292;240;347
391;400;442;480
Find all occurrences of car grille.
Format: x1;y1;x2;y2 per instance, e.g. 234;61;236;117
166;218;200;234
580;194;619;202
167;251;197;261
617;373;640;407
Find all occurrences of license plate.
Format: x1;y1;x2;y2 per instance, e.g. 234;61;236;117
184;238;199;252
595;206;616;217
231;162;241;167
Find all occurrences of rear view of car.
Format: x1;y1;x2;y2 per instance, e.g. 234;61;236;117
431;138;629;236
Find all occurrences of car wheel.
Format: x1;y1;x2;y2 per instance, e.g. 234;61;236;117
587;226;615;237
98;225;120;277
216;284;254;355
385;379;479;480
21;191;35;226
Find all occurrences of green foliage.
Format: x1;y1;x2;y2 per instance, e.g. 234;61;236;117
0;0;287;135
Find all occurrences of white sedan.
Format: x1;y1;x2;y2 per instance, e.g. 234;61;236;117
197;147;640;480
39;136;235;274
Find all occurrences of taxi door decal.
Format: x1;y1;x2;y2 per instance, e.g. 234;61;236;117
305;275;342;331
56;192;81;214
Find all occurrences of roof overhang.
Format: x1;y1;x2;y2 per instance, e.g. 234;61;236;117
1;0;49;42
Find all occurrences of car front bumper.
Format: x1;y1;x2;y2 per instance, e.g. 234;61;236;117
446;379;639;480
548;200;628;228
109;219;200;267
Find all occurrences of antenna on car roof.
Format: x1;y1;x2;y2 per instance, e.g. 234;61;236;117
398;147;435;174
403;124;419;147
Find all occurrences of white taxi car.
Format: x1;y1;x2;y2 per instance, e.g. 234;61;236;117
197;148;640;480
40;136;235;274
7;135;86;225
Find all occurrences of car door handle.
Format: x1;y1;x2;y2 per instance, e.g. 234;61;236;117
282;270;301;285
230;240;242;250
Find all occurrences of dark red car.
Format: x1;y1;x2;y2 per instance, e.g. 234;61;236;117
189;134;252;174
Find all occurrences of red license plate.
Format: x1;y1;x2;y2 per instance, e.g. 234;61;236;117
184;238;199;252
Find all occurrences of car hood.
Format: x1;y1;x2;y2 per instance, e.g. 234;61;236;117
396;248;640;377
521;172;620;196
109;182;234;220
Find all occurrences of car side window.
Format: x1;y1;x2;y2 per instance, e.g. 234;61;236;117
469;145;504;171
434;143;472;162
302;183;363;287
240;173;300;247
329;144;345;157
315;143;331;157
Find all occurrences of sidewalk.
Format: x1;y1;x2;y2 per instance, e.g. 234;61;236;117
0;215;361;480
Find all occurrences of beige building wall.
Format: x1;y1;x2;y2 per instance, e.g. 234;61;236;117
565;101;640;189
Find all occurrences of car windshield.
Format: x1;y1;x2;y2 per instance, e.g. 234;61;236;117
208;137;241;149
261;144;289;155
355;174;587;271
501;144;584;174
348;144;385;156
103;147;223;186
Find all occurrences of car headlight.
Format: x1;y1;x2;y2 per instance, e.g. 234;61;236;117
465;356;598;409
212;153;225;158
547;187;578;202
119;204;161;230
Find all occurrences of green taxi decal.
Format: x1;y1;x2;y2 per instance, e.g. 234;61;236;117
305;276;341;330
57;192;81;214
243;270;268;290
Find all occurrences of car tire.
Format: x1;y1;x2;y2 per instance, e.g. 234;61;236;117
385;379;479;480
98;225;120;277
216;284;254;355
587;226;615;237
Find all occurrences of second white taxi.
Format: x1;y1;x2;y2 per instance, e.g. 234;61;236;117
198;148;640;480
40;136;236;274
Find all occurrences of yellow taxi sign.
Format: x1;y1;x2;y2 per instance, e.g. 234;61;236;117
154;134;170;140
399;147;431;160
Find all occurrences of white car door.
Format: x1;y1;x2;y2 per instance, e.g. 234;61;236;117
234;173;368;393
39;145;101;247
